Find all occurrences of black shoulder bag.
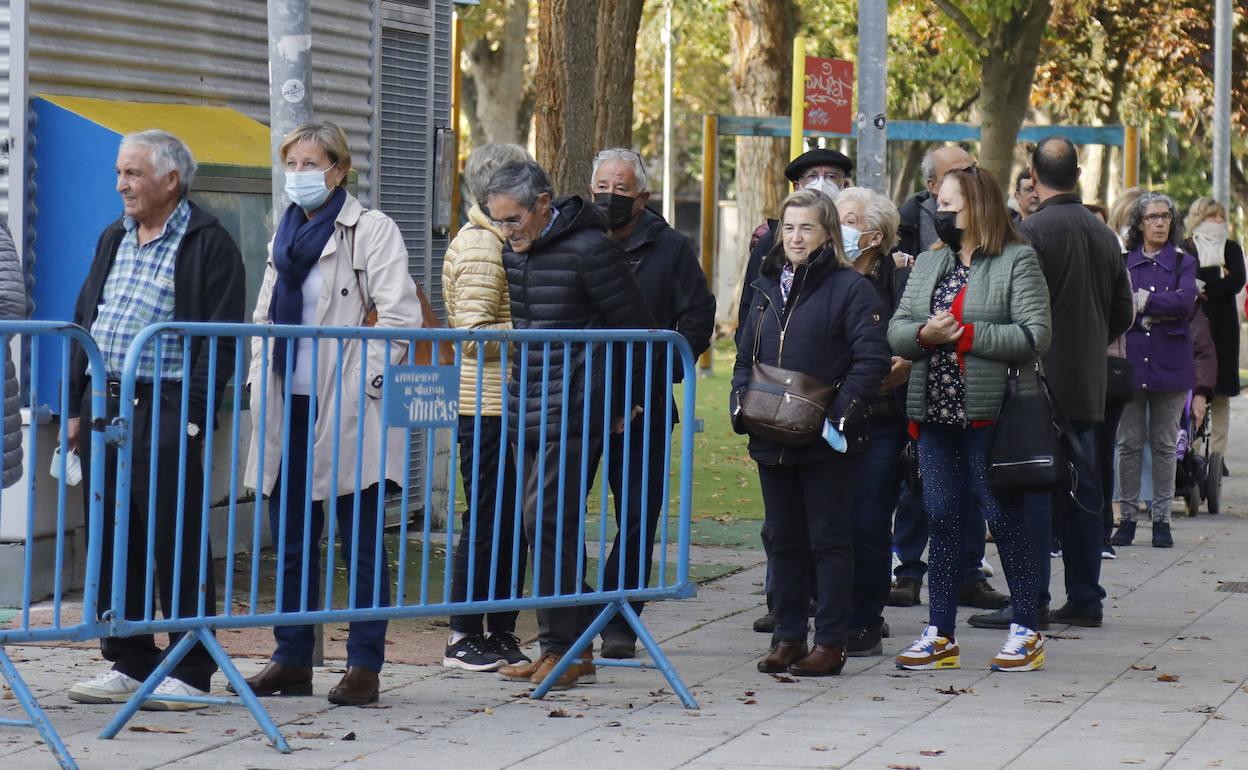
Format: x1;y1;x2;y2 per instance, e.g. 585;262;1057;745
987;360;1067;494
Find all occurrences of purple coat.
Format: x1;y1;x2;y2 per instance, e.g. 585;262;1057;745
1124;243;1198;392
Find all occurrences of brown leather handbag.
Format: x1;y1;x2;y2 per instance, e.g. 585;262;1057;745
738;298;839;446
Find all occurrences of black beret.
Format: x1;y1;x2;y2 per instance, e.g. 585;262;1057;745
784;148;854;182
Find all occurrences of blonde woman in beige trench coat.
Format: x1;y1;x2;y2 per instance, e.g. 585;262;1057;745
235;122;421;707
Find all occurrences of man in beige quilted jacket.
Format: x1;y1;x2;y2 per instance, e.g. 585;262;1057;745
440;143;534;674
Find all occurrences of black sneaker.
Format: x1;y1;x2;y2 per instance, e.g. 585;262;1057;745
968;604;1051;630
887;577;922;607
1049;602;1103;627
1151;521;1174;549
1109;520;1136;546
601;632;637;660
485;631;531;666
753;613;776;633
443;634;505;672
846;626;882;657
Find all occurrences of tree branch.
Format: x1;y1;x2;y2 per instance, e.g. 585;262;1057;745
931;0;986;50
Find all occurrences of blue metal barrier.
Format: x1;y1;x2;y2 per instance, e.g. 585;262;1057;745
98;322;698;750
0;321;110;770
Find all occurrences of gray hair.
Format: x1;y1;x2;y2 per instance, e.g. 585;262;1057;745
484;160;553;210
119;130;197;197
591;148;649;192
921;149;938;182
835;186;900;251
465;143;530;206
1125;190;1181;252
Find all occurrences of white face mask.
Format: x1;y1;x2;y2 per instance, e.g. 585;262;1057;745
284;165;336;211
803;177;840;200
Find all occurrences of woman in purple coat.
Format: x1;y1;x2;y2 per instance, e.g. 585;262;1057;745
1110;192;1198;549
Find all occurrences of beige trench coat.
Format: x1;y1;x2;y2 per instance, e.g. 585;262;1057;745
244;193;422;499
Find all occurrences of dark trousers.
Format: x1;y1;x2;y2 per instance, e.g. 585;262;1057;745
520;436;602;656
268;396;390;672
757;456;858;647
851;419;906;630
450;415;526;635
1098;400;1127;541
1055;422;1106;609
893;469;987;587
600;416;670;640
80;386;217;692
919;425;1039;634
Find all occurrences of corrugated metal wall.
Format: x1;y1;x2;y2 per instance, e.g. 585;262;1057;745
24;0;376;200
0;2;11;219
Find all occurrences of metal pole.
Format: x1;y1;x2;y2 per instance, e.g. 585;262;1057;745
699;114;717;374
789;36;806;160
856;0;888;193
450;10;464;239
1212;0;1232;207
268;0;315;224
661;0;676;225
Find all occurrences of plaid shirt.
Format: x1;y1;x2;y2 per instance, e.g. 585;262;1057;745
92;199;190;380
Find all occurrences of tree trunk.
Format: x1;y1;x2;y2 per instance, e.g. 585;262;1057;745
727;0;798;324
536;0;600;196
593;0;645;151
462;0;532;147
1097;56;1130;203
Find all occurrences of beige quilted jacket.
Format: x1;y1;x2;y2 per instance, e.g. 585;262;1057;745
442;205;511;416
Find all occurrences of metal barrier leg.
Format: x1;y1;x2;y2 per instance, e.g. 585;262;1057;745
529;601;620;701
0;646;78;769
620;601;699;710
196;629;291;753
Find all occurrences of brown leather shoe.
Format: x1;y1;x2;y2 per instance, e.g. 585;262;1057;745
227;661;313;697
789;644;847;677
499;657;540;681
527;653;579;691
327;666;379;706
757;640;808;673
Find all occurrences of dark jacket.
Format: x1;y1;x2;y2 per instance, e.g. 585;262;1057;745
1192;299;1217;399
0;222;26;488
735;220;776;346
503;196;654;445
70;201;246;429
1183;237;1245;396
731;246;891;465
897;190;938;258
1124;243;1198;393
1021;193;1134;422
622;208;716;386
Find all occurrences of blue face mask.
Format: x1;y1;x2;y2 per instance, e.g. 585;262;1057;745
285;165;335;211
841;224;863;261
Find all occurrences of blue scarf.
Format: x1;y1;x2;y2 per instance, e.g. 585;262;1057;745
269;186;347;377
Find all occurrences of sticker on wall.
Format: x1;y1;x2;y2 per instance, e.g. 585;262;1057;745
281;79;307;104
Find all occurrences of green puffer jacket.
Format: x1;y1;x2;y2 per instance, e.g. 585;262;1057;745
888;241;1052;422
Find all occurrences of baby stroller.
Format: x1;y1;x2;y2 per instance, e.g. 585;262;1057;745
1174;394;1223;516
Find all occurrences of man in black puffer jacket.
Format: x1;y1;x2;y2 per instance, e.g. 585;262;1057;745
484;160;654;690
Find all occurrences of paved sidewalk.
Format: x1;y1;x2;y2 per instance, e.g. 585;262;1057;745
3;511;1248;769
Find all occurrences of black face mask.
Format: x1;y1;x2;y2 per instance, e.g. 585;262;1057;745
933;210;963;252
593;193;638;230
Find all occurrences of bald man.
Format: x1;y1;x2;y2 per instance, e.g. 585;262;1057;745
896;145;975;257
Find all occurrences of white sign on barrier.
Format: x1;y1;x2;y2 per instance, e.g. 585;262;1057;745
386;365;459;428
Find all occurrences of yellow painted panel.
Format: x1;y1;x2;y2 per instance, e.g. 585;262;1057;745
39;94;270;168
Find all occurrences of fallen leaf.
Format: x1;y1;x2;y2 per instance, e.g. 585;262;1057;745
129;725;191;734
920;750;946;757
935;686;973;696
744;690;756;696
606;721;622;727
484;707;495;715
1189;705;1218;714
888;765;920;770
223;728;237;736
341;731;357;741
812;745;829;751
548;709;570;718
358;703;391;710
742;699;757;705
1130;663;1157;671
872;696;886;701
770;674;797;683
296;731;330;739
1157;674;1181;683
1122;760;1145;765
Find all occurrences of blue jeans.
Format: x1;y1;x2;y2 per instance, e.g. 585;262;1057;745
919;424;1039;634
851;419;906;629
268;396;390;672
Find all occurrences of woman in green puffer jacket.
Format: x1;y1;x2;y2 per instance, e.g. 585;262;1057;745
887;165;1051;674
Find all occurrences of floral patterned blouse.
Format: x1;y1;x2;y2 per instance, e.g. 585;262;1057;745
925;263;971;425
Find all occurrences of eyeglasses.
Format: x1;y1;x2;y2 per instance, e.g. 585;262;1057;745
489;207;534;232
800;170;847;184
1143;212;1173;224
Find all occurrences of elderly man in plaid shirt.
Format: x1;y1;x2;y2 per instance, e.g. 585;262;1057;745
65;130;245;710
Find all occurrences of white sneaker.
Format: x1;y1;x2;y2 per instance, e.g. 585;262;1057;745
68;670;141;704
980;557;994;578
142;676;210;711
990;623;1045;672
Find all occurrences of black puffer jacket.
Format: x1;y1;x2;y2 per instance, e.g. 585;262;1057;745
731;245;891;465
503;196;654;445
